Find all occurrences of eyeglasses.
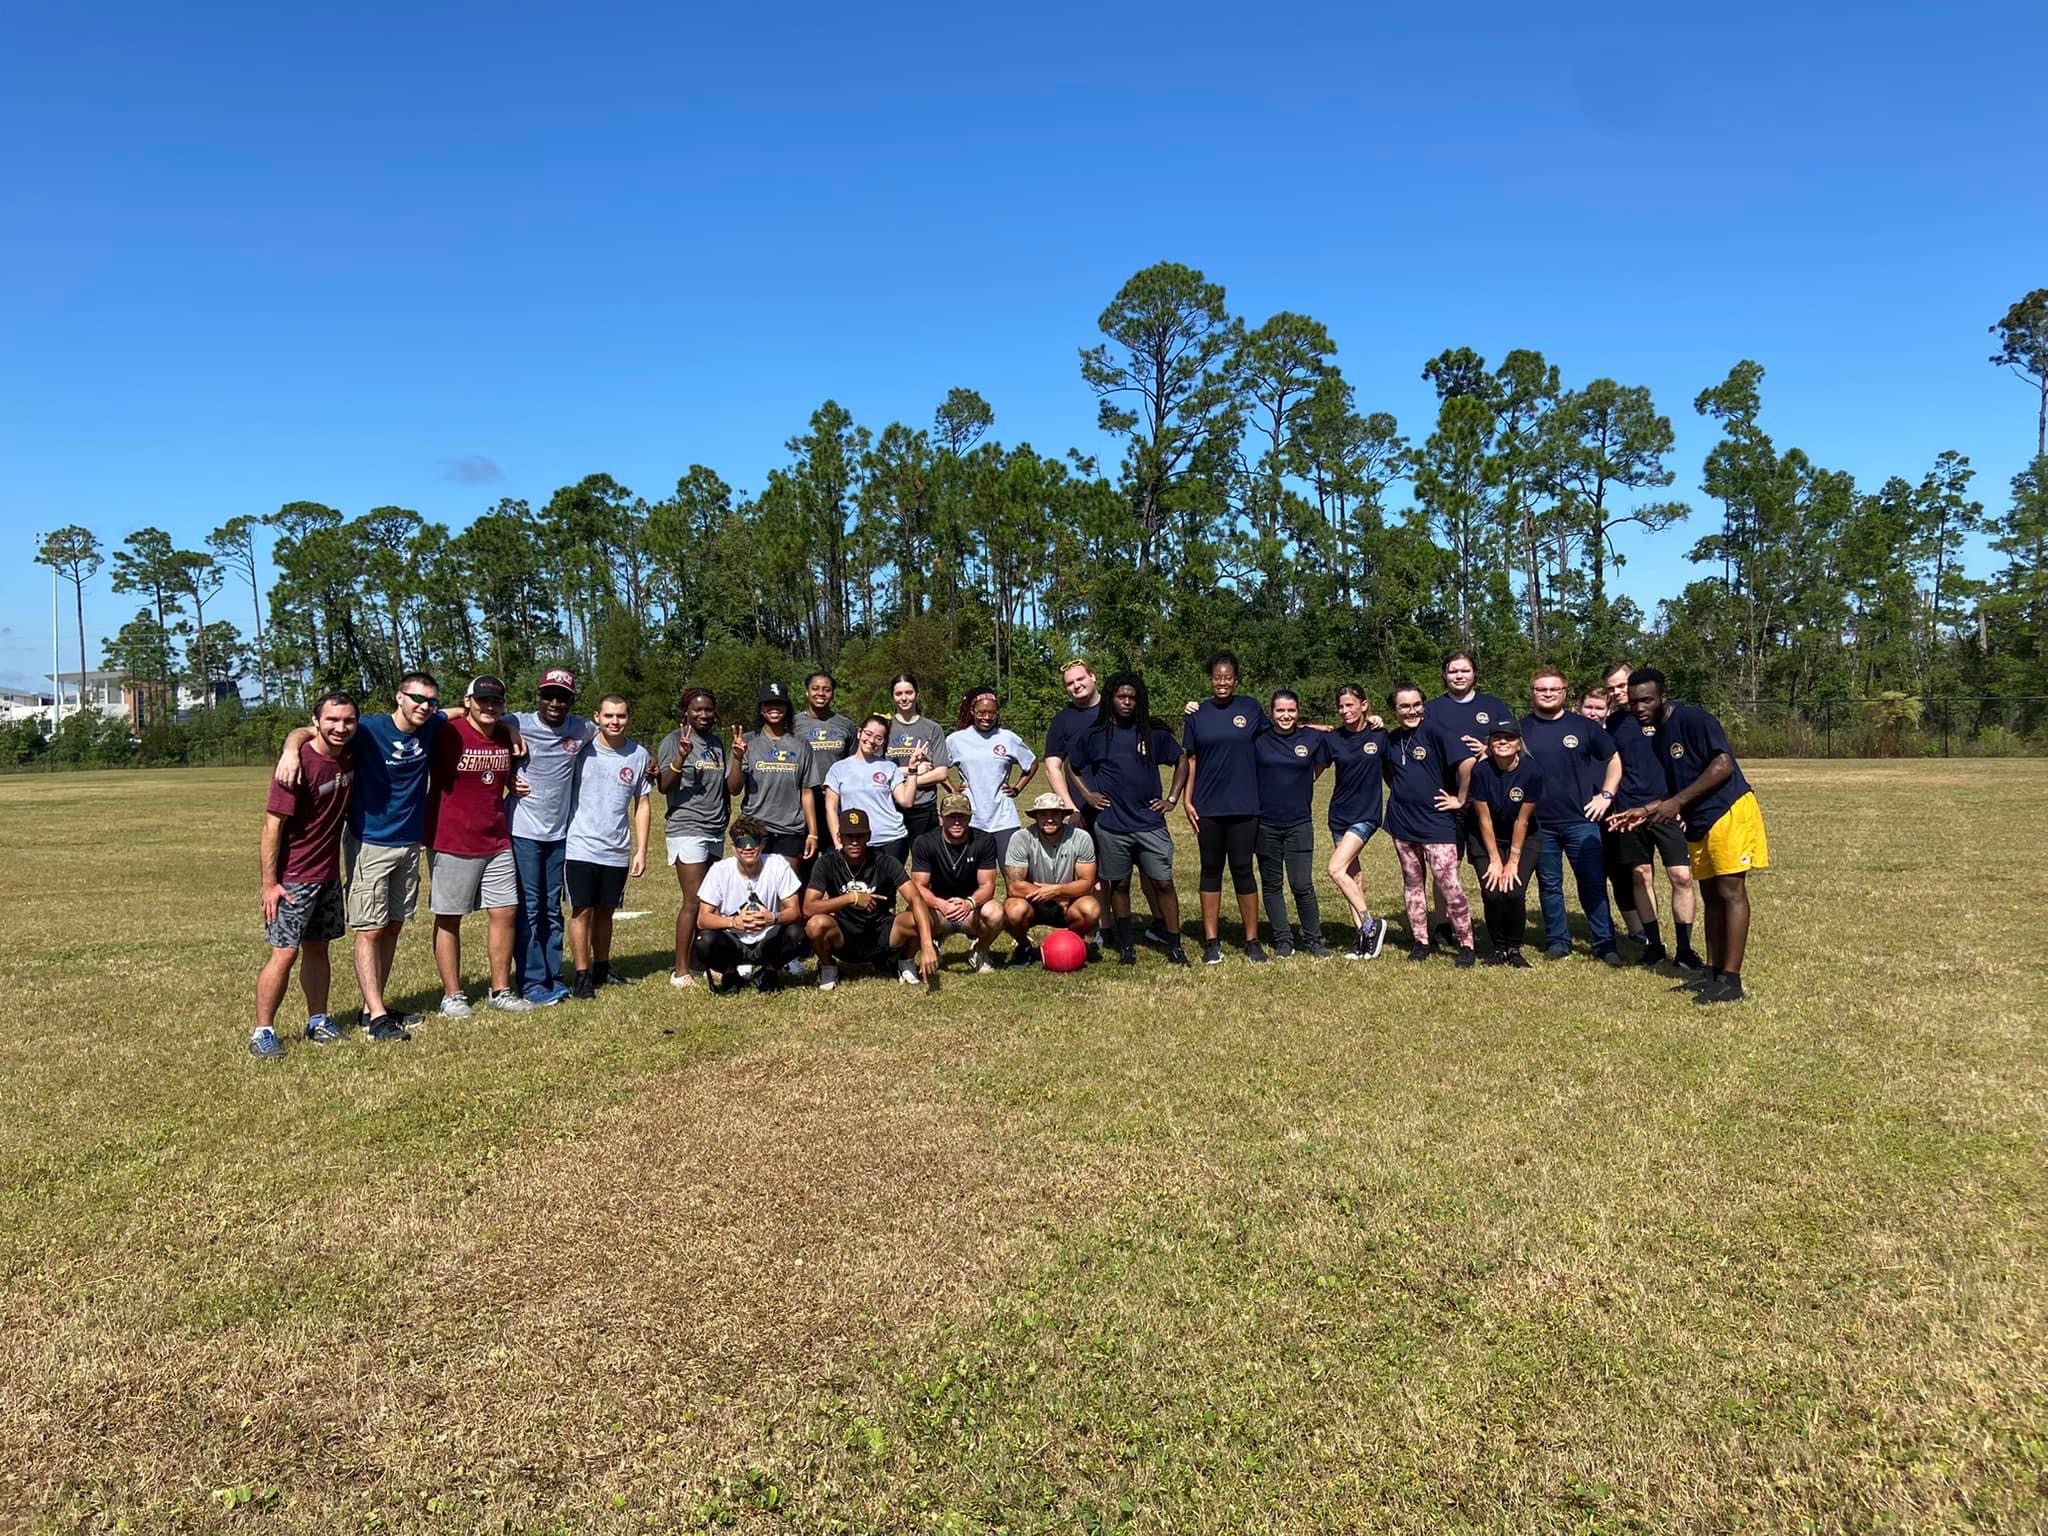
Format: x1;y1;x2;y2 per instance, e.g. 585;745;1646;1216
401;691;438;707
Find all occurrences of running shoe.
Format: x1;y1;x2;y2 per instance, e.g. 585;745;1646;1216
1142;919;1175;950
1407;943;1430;963
439;994;474;1019
1166;944;1191;967
1692;976;1745;1006
1544;943;1572;962
1305;939;1333;959
1244;942;1270;963
248;1027;286;1060
897;958;922;985
304;1014;344;1045
817;964;840;991
1010;942;1039;969
1273;940;1295;960
1635;942;1669;968
572;972;596;1001
1505;949;1531;969
1672;950;1707;974
489;988;536;1013
366;1015;412;1043
783;958;810;979
1202;940;1224;965
1455;946;1477;969
670;971;697;988
1117;945;1138;966
1596;947;1624;968
966;949;995;975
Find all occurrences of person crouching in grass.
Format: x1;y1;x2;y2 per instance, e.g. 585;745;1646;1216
803;807;937;990
1455;719;1543;968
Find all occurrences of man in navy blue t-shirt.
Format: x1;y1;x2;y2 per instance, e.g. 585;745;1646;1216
1067;672;1191;965
1423;649;1514;944
1519;668;1623;964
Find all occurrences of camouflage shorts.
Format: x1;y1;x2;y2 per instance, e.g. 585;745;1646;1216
265;881;346;949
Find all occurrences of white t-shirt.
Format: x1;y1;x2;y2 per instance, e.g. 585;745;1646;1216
697;853;801;947
945;726;1036;833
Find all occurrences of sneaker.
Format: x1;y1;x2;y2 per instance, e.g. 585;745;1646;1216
1433;921;1457;952
1244;942;1269;963
1407;943;1430;963
1117;945;1137;966
1273;940;1295;959
523;983;563;1008
1635;942;1669;968
365;1015;412;1043
1505;949;1531;969
1085;939;1103;965
1672;950;1707;974
489;988;536;1013
755;967;783;994
1203;940;1224;965
783;958;810;979
1482;950;1510;967
304;1013;344;1045
439;994;474;1019
1011;942;1039;969
1692;976;1745;1006
572;972;596;1001
1363;917;1386;960
670;971;697;988
248;1027;286;1060
1596;947;1624;969
1350;926;1371;960
1166;944;1190;967
1305;940;1333;959
1455;946;1477;969
897;958;922;986
817;964;839;991
1544;943;1572;962
1671;972;1719;993
598;968;630;988
966;949;995;975
1142;919;1174;950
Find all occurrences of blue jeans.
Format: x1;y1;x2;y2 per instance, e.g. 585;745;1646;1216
1537;819;1614;952
512;836;567;994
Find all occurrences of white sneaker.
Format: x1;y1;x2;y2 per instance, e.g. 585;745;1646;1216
783;958;809;978
488;988;536;1013
966;948;995;975
896;958;922;985
439;994;474;1019
817;964;838;992
670;971;696;988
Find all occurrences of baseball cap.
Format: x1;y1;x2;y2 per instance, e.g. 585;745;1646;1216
839;808;872;837
1027;792;1068;816
539;667;578;694
467;675;507;702
938;791;973;817
757;680;791;706
1486;719;1523;738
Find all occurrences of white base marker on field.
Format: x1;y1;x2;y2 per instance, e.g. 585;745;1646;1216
614;910;651;921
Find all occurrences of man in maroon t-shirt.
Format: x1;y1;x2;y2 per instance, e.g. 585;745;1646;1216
427;675;535;1016
250;692;360;1059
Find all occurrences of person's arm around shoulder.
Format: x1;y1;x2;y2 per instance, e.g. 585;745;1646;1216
273;724;317;786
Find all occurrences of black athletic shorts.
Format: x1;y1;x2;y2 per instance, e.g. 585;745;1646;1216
564;859;629;910
1028;898;1071;929
1608;818;1690;872
902;802;938;843
829;916;895;967
762;830;807;862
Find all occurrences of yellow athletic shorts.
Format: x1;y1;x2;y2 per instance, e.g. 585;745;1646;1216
1688;790;1769;878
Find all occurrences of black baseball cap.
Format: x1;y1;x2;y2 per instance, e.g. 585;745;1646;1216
467;675;507;702
758;681;792;706
1486;719;1522;739
839;808;872;837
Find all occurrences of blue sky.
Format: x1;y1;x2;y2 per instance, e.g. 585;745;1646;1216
4;0;2043;692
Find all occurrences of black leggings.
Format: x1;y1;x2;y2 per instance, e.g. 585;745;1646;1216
1479;841;1541;951
1256;819;1321;939
1197;814;1259;895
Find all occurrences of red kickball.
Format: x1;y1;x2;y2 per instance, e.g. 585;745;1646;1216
1041;928;1088;973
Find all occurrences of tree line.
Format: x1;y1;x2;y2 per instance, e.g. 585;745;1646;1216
27;268;2048;765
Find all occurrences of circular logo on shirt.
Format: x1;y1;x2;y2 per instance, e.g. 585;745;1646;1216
1293;743;1309;758
563;738;582;754
1232;714;1247;729
993;744;1008;757
482;771;496;785
1670;743;1685;759
1563;733;1580;749
1411;744;1428;762
1475;711;1490;725
774;748;792;762
871;770;889;785
843;878;873;896
1508;786;1524;803
617;765;636;785
1363;741;1380;755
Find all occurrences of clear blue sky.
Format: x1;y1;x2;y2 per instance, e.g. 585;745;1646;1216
4;0;2043;693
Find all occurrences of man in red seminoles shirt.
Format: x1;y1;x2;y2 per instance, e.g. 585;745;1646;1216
250;691;360;1059
427;675;536;1016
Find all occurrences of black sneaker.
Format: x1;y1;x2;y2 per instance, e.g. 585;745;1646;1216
1692;976;1745;1006
1455;946;1476;968
1672;950;1707;974
1596;947;1624;969
753;967;782;994
1010;942;1039;969
572;971;596;1001
1544;943;1572;961
1505;949;1532;969
1670;972;1719;993
1482;949;1510;967
1305;939;1333;959
1166;944;1190;967
1433;921;1457;952
1407;943;1431;963
1203;940;1224;965
1273;940;1295;960
1635;942;1669;967
1117;945;1137;966
1350;926;1372;960
1244;942;1269;963
366;1015;412;1043
1142;919;1174;950
1363;917;1386;960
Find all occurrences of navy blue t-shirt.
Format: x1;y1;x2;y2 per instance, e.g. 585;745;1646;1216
1252;726;1332;828
1607;713;1664;812
1468;754;1547;851
1070;722;1182;834
1425;691;1513;763
349;710;443;845
1519;711;1617;828
1043;702;1100;772
1658;702;1751;837
1327;725;1389;830
1181;695;1267;818
1382;720;1464;844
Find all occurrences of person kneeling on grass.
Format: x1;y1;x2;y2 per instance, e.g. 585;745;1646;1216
804;807;938;990
907;792;1006;974
1454;720;1543;968
692;816;807;994
563;693;652;1000
1002;793;1102;967
251;692;363;1058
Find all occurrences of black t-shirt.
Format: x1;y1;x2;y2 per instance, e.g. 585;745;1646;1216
806;848;906;943
909;827;998;901
1468;755;1547;852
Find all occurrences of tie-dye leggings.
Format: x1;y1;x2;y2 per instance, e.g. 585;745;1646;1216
1393;839;1473;948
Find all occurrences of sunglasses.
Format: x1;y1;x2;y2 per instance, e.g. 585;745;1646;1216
731;837;762;850
539;689;574;702
401;691;438;706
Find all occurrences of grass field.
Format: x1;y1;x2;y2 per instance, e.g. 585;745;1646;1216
2;761;2045;1534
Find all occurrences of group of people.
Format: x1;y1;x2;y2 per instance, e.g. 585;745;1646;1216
248;653;1769;1056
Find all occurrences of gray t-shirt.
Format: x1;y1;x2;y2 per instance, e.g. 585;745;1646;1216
565;738;652;866
797;711;855;789
739;730;814;834
509;711;595;841
655;727;731;839
886;716;952;808
1006;825;1097;886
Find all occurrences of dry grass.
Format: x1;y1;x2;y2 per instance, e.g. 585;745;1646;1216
1;762;2043;1533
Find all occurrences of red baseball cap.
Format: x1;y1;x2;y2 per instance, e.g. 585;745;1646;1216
540;667;578;694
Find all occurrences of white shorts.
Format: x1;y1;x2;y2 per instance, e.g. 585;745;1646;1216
666;834;724;866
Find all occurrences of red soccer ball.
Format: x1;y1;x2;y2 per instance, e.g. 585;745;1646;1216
1041;928;1088;973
